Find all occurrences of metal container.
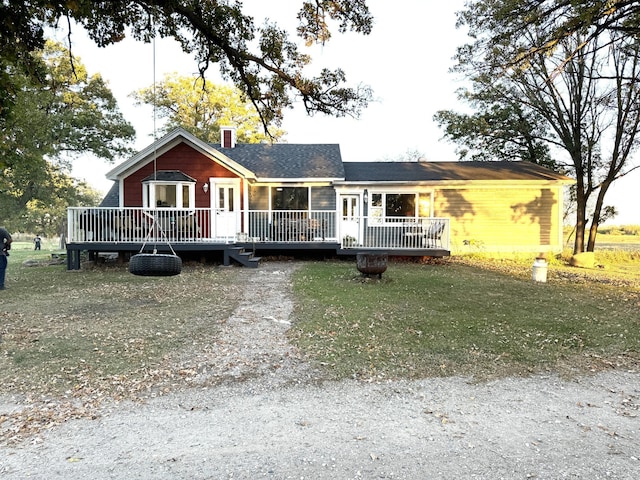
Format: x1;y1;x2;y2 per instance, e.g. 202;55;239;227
532;257;548;283
356;253;388;278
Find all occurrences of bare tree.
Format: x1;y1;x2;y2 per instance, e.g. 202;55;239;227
439;2;640;253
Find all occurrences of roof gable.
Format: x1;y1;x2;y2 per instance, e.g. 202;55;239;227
106;128;255;181
106;128;344;182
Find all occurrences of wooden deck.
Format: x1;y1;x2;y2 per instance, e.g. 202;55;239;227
64;239;450;270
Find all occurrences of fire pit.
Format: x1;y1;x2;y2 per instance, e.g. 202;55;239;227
356;252;388;278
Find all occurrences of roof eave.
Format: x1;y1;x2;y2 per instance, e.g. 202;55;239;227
335;179;576;186
255;177;345;183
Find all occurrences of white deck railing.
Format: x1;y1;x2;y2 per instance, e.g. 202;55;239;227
342;216;449;250
67;207;213;243
66;207;449;250
245;210;337;242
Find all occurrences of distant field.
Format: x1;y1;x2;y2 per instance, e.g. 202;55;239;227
594;233;640;250
564;226;640;251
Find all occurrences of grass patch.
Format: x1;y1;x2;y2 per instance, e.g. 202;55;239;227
1;256;242;401
289;259;640;381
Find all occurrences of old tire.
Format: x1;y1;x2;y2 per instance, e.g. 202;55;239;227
129;253;182;276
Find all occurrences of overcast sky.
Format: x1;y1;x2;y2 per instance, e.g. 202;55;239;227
52;0;638;225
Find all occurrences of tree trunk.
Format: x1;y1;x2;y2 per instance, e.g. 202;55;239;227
587;179;613;251
587;200;602;253
573;212;586;254
573;190;588;254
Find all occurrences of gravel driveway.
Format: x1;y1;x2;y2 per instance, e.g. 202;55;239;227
1;262;638;479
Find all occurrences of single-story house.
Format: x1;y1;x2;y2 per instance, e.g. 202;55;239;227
65;127;573;269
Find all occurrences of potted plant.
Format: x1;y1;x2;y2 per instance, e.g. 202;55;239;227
342;235;357;247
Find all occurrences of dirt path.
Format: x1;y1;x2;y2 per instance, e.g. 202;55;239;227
1;261;639;479
176;261;318;389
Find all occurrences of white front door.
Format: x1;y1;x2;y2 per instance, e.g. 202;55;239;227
211;179;240;240
340;195;360;245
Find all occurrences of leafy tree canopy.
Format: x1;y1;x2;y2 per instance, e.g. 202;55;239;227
132;73;286;143
0;40;133;231
434;80;554;169
0;1;374;134
458;0;640;67
13;167;102;237
1;41;135;170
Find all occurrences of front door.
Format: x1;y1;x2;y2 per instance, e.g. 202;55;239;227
211;178;240;240
340;195;360;246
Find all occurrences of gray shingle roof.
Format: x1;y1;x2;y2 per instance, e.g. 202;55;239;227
217;144;344;179
342;161;572;182
99;153;572;207
98;183;119;207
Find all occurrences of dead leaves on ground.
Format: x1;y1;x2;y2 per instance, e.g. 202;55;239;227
0;265;241;445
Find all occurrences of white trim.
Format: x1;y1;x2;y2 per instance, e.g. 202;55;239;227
118;179;125;207
220;126;236;148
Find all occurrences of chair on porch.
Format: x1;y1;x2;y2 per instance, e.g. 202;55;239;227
402;221;424;248
119;214;143;241
176;212;200;240
424;220;445;248
306;218;326;241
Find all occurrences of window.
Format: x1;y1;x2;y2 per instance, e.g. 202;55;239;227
271;187;309;210
385;194;415;217
182;185;191;208
248;186;270;210
144;182;195;208
219;186;235;211
418;193;431;217
370;193;383;224
368;191;432;223
155;184;176;207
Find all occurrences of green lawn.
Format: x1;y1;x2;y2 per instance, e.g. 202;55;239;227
289;258;639;380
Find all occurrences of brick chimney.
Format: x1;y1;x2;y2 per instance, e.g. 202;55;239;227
220;126;236;148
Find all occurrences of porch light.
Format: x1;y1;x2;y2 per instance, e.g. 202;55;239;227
202;182;209;193
363;189;368;203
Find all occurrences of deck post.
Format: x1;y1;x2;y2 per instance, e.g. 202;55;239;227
66;248;81;271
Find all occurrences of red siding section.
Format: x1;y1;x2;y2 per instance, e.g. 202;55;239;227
122;143;242;207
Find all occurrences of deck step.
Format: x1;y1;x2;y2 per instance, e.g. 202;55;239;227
224;246;261;268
